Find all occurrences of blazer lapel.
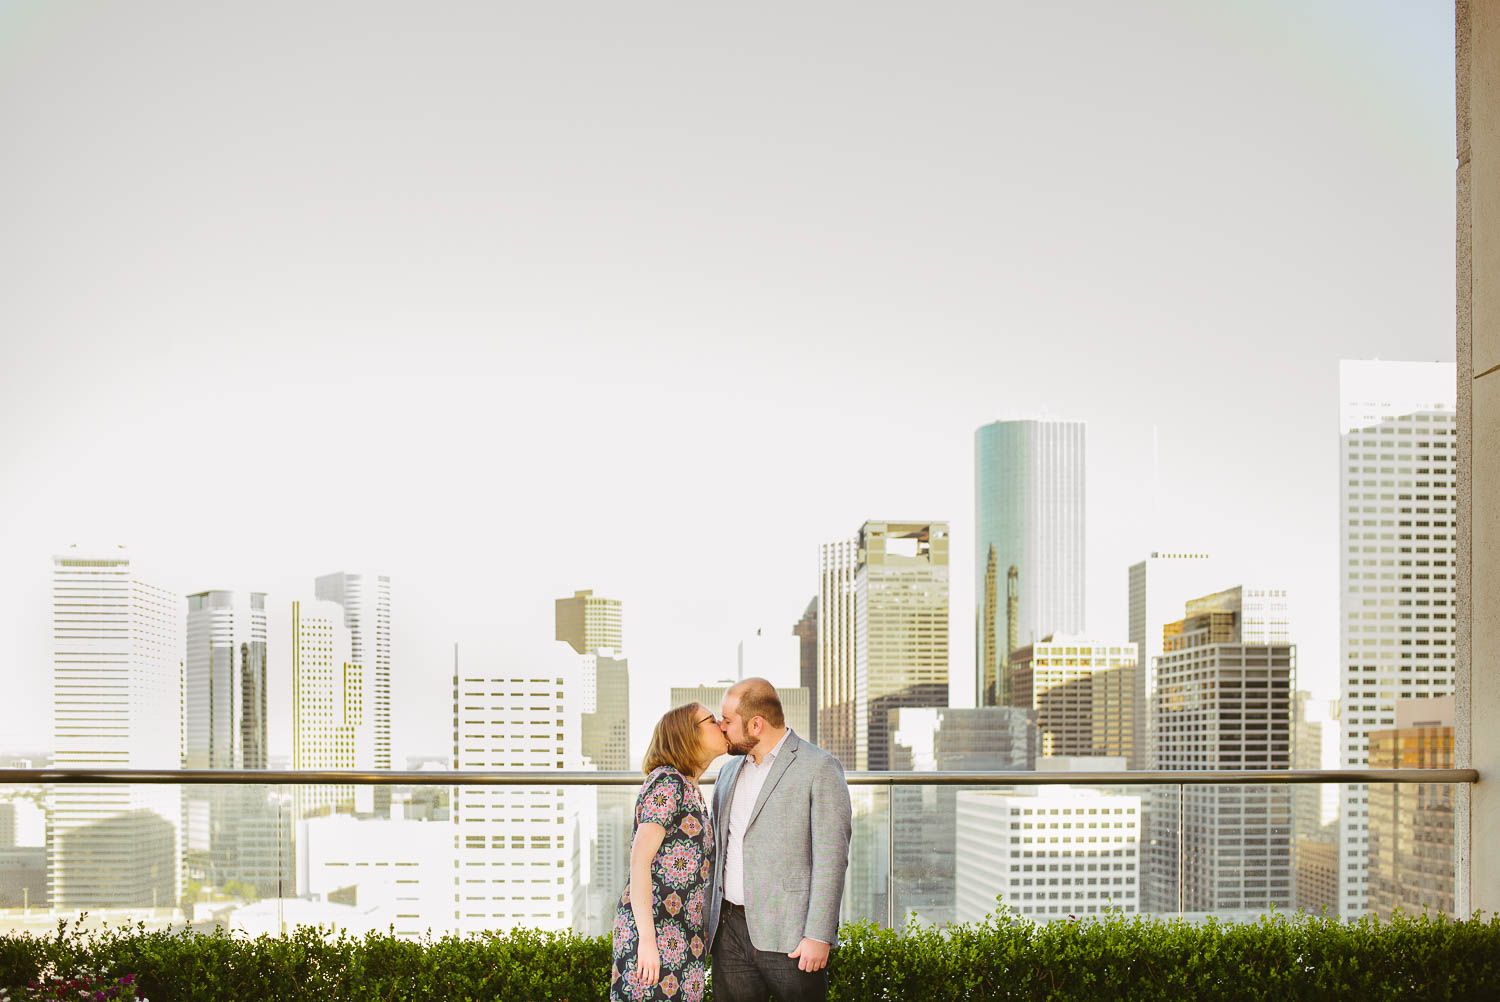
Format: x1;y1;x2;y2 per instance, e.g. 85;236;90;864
716;756;745;833
746;730;800;831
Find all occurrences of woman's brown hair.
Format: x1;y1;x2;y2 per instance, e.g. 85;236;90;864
642;702;711;776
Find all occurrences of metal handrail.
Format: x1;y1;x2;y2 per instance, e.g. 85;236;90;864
0;767;1478;786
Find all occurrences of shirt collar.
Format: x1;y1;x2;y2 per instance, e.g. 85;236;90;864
755;728;791;766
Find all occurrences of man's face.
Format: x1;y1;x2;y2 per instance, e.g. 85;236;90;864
719;694;758;756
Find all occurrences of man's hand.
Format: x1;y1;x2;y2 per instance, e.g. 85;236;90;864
787;937;830;973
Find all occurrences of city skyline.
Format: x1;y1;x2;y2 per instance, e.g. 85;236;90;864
0;379;1441;768
0;2;1458;767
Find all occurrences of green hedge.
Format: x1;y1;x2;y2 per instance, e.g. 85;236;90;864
3;909;1498;1001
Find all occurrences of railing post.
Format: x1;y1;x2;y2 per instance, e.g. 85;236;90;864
1177;783;1185;917
886;779;896;930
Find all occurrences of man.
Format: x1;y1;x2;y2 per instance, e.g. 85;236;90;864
706;677;853;1002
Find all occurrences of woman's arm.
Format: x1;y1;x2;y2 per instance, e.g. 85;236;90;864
628;821;668;986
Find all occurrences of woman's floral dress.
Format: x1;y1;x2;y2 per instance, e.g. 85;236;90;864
611;766;713;1002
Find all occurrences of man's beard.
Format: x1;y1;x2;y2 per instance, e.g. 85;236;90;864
725;735;755;756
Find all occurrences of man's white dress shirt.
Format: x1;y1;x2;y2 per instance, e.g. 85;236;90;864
721;729;790;907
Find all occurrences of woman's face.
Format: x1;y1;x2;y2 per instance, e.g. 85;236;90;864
695;704;729;762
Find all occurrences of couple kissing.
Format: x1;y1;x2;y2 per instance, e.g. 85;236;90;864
610;677;854;1002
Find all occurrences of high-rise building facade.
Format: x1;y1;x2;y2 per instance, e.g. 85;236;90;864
1127;551;1218;770
974;420;1086;706
792;598;818;743
286;598;372;819
185;590;268;770
559;589;633;935
184;589;270;889
1293;690;1338;915
49;548;183;909
1367;696;1455;917
818;521;949;771
955;783;1140;924
1007;636;1137;762
580;651;631;771
1142;588;1294;915
314;573;392;782
555;589;623;655
887;706;1039;926
1337;360;1456;917
451;642;589;934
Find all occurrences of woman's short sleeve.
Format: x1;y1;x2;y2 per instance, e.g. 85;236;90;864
636;768;683;828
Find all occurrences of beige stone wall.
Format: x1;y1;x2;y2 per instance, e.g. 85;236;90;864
1456;0;1500;918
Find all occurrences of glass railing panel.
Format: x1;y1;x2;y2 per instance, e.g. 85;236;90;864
842;782;890;927
1365;778;1459;919
890;781;1153;928
0;775;1468;939
1158;782;1295;921
0;783;298;937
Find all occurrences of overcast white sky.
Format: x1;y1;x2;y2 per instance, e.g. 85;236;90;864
0;1;1456;764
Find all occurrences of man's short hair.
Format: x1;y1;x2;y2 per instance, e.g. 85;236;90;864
731;677;785;729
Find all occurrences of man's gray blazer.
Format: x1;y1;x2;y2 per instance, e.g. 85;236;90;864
705;730;853;955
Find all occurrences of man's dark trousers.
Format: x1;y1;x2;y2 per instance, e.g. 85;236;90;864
711;902;827;1002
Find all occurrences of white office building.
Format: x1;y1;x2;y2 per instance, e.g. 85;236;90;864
452;641;590;934
298;815;453;938
49;548;183;909
1337;359;1457;917
955;784;1140;924
280;598;373;819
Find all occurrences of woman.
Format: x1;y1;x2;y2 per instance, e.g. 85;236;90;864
611;702;727;1002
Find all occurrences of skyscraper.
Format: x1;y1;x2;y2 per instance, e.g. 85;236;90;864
185;590;268;770
956;782;1140;924
1007;636;1137;761
792;598;818;743
1366;696;1455;917
578;649;631;937
314;573;392;785
286;598;372;818
184;589;269;889
1127;551;1218;770
452;641;589;934
1292;690;1338;916
555;589;623;655
818;521;949;771
1337;360;1456;918
555;589;630;935
1142;587;1294;915
974;420;1086;705
49;548;183;909
580;651;631;771
888;706;1039;926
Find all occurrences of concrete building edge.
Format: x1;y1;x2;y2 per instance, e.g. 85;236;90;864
1456;0;1500;921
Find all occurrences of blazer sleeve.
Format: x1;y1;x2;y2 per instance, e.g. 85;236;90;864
802;752;853;944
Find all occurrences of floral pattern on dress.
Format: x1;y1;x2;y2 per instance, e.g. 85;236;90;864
682;961;707;1002
610;766;714;1002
